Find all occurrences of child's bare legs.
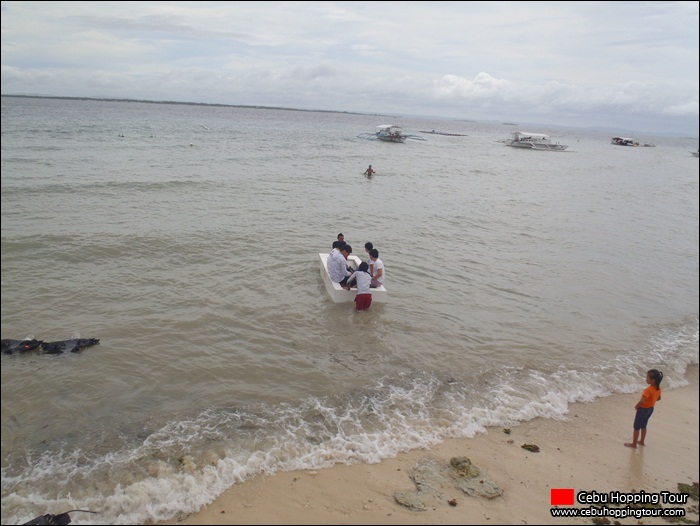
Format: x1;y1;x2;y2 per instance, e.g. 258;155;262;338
638;428;647;446
624;429;640;448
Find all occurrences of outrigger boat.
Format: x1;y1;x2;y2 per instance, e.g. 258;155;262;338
319;253;387;303
357;125;425;143
611;137;639;146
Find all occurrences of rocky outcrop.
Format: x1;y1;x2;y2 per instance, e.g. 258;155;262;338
394;456;503;511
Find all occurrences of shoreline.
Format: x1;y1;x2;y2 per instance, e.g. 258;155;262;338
157;366;699;525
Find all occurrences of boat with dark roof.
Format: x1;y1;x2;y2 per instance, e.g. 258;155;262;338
611;137;639;146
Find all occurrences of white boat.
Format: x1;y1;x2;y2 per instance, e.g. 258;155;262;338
376;124;407;143
611;137;639;146
357;125;425;143
505;131;568;151
319;253;387;303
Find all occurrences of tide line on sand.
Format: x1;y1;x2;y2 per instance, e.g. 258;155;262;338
160;369;699;525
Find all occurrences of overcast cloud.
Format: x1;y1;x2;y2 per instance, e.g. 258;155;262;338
1;1;698;135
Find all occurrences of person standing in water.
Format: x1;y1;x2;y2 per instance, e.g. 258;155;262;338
364;165;375;177
344;261;373;311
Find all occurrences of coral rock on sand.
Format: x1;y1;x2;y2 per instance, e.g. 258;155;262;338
394;456;503;510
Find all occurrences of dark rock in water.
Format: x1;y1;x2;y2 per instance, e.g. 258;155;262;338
22;510;97;525
22;512;72;525
41;338;100;354
1;339;44;354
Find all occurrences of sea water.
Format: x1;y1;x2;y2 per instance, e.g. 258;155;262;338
1;96;698;524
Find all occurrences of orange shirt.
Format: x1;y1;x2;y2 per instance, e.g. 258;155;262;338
640;385;661;408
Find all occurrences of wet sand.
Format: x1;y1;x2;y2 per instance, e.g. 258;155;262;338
158;366;699;525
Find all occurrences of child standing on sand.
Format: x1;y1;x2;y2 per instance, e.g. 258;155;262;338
624;369;663;448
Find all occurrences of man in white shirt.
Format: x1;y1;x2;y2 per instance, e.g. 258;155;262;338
338;245;354;286
327;240;345;273
330;244;353;286
368;248;384;288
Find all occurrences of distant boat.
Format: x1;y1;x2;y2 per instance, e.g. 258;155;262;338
504;131;568;151
419;130;468;136
357;124;425;143
611;137;639;146
375;124;408;143
502;122;518;126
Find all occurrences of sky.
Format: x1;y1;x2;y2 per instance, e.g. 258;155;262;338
1;1;698;136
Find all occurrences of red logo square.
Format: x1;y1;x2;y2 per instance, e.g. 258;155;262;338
551;488;575;505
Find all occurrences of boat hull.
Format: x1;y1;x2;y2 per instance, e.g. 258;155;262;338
506;141;567;151
377;135;406;143
319;253;388;303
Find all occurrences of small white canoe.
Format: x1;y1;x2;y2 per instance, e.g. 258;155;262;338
319;253;388;303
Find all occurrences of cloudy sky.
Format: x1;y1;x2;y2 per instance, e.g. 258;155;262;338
1;1;698;135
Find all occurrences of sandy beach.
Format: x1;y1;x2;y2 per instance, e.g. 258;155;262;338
157;366;698;525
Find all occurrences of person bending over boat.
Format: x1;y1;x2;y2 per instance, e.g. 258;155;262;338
344;261;373;310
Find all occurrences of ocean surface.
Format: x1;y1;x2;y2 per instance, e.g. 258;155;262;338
1;95;698;525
